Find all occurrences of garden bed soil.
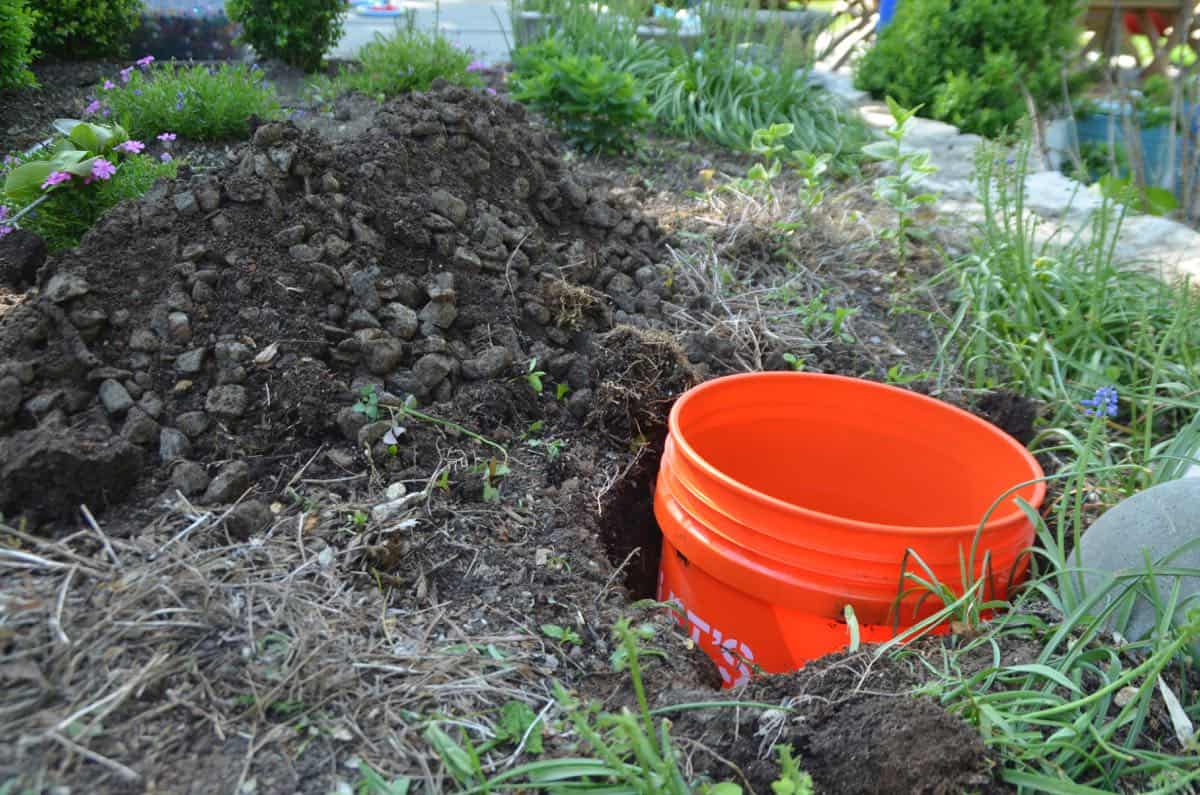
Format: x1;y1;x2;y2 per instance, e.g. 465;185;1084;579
0;85;1052;793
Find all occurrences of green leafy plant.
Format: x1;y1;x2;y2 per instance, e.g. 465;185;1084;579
226;0;345;72
1;119;176;251
524;358;546;393
854;0;1081;138
512;37;651;155
353;762;411;795
31;0;141;59
0;0;38;91
352;385;380;422
863;97;939;266
540;623;581;647
318;21;484;100
99;61;280;142
554;382;570;400
478;458;510;503
782;353;804;371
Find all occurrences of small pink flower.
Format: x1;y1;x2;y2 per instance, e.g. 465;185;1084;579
0;205;11;240
157;132;177;142
466;60;487;73
115;140;145;154
91;159;117;181
136;55;155;68
103;80;116;90
42;171;73;190
160;153;174;163
85;99;103;115
119;66;133;83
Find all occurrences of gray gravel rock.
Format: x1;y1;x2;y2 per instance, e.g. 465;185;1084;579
175;347;207;374
379;303;419;339
337;406;370;442
99;379;135;416
414;353;454;390
121;407;160;446
1080;478;1200;654
176;411;210;438
431;189;468;226
159;427;193;462
205;385;248;419
363;336;405;375
462;346;512;380
171;460;210;496
225;499;273;540
204;460;251;503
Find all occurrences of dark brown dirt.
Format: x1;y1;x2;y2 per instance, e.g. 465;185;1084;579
0;61;124;155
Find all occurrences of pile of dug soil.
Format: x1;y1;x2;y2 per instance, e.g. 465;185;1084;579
0;87;695;523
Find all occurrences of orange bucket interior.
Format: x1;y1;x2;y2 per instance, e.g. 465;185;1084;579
654;373;1045;686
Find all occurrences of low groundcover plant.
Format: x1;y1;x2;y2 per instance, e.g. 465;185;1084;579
88;56;280;142
1;119;177;251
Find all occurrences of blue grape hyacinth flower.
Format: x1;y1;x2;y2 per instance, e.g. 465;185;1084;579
1081;386;1119;418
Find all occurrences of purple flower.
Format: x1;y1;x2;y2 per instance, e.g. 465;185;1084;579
466;60;487;73
485;87;497;96
102;108;111;118
160;153;174;163
91;158;117;181
41;171;73;190
119;67;134;83
157;132;177;142
103;80;117;90
175;91;185;110
133;89;143;96
0;205;11;240
115;140;145;155
1081;386;1119;418
136;55;155;68
85;99;103;115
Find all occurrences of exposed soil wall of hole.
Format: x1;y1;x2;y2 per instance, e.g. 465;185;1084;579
597;431;667;599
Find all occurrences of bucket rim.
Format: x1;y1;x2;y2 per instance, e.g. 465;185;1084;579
667;372;1047;535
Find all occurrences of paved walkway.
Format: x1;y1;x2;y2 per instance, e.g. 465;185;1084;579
332;0;512;64
811;67;1200;283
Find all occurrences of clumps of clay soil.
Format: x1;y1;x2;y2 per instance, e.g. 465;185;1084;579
0;86;695;524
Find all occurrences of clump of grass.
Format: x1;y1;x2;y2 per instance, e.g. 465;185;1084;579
316;21;483;102
520;0;868;164
98;61;281;142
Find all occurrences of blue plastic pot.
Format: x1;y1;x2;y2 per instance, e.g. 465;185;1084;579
1074;109;1198;195
878;0;898;29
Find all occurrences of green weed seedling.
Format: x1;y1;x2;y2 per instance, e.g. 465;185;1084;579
782;353;805;371
352;385;380;422
863;97;940;267
555;382;571;401
474;458;510;503
540;623;582;647
352;761;411;795
526;437;566;463
525;358;546;394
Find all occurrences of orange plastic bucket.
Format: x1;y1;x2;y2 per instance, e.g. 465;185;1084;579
654;373;1045;687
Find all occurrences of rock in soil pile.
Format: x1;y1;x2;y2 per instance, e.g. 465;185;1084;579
0;87;691;522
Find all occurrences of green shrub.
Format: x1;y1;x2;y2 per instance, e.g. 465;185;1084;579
512;37;651;155
321;25;484;100
227;0;345;72
0;0;38;91
854;0;1079;138
32;0;143;59
98;61;280;142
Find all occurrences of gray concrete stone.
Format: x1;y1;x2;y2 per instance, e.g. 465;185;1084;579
1079;478;1200;653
